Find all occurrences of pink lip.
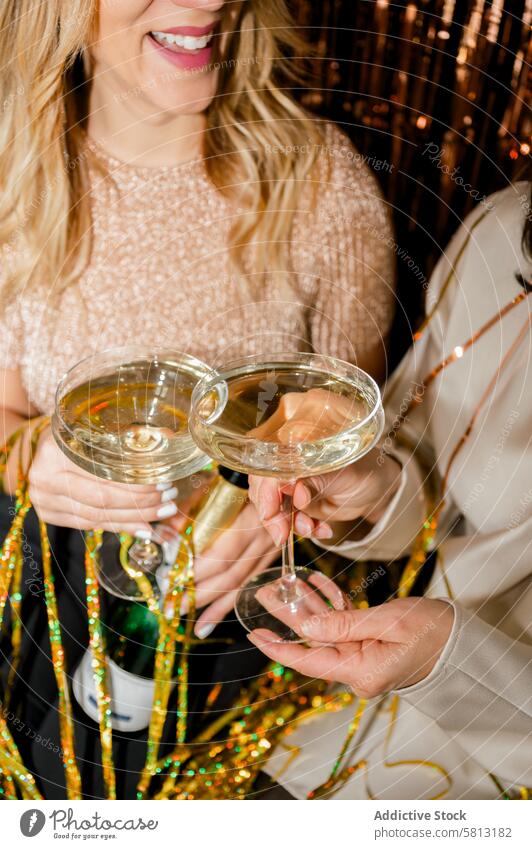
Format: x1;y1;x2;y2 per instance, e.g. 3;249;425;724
158;24;217;36
148;34;215;72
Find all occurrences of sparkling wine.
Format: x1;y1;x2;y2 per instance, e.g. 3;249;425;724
53;357;208;484
190;353;384;642
192;365;383;477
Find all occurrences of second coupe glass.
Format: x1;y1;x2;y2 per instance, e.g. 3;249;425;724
189;352;384;642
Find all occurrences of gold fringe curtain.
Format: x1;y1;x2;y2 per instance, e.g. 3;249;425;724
291;0;532;352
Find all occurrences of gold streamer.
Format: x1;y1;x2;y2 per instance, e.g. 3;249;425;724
365;695;452;800
136;536;193;799
84;530;116;799
40;521;82;799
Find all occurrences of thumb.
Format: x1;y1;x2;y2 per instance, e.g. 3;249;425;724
301;607;397;644
293;475;332;510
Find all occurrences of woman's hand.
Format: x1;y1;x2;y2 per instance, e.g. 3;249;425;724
184;502;279;639
248;584;454;696
248;449;402;546
28;428;178;535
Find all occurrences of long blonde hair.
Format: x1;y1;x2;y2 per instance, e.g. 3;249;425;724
0;0;325;301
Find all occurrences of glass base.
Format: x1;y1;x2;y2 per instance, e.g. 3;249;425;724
97;525;187;601
235;566;328;643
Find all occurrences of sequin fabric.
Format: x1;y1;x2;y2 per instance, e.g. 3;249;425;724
0;124;395;413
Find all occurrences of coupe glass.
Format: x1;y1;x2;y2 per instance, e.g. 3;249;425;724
189;352;384;641
52;346;215;599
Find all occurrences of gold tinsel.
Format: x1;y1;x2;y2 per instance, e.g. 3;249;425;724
1;236;531;798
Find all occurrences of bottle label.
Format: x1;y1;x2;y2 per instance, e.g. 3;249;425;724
72;647;159;733
193;474;248;554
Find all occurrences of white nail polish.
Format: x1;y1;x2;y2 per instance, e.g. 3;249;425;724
196;623;215;640
160;486;178;503
135;529;152;540
156;482;173;491
157;502;178;519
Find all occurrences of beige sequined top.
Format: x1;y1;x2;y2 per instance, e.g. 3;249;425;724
0;123;395;414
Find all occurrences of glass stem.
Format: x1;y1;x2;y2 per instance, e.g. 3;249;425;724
280;488;298;607
128;526;163;571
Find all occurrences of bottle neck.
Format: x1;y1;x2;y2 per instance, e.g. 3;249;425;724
218;465;249;490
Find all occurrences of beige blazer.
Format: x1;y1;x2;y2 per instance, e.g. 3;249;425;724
264;185;532;799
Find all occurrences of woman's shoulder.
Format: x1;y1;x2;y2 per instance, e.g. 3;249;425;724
315;121;389;197
304;121;390;238
449;183;530;255
428;183;531;311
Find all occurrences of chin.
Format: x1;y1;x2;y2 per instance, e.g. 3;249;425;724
137;28;221;116
138;52;219;116
149;80;218;116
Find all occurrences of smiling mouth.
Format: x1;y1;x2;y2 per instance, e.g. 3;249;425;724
150;30;215;54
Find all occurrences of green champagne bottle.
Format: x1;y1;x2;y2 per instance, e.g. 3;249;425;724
72;467;249;732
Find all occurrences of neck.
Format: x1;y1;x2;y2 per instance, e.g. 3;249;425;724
87;78;206;168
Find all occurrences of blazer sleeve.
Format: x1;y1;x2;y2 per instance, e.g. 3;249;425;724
314;438;429;561
393;599;532;789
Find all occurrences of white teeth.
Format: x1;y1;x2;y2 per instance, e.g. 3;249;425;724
151;31;213;51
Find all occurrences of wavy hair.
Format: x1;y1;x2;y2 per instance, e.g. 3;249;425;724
0;0;324;301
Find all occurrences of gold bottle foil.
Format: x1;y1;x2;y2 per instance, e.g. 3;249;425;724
192;473;248;555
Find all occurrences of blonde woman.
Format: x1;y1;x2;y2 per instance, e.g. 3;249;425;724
0;1;395;797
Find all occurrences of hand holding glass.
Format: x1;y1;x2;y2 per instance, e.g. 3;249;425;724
189;353;384;641
52;346;214;600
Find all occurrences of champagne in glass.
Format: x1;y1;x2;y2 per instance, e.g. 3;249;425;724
53;346;214;574
52;346;216;728
190;353;385;642
53;349;210;485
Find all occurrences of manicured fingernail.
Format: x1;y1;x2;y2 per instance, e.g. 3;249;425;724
316;525;333;539
196;623;215;640
157;502;178;519
135;529;152;540
160;486;178;503
271;526;283;546
295;515;312;535
258;502;266;520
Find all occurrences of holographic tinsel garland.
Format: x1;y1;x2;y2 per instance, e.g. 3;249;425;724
2;264;532;800
84;530;116;800
0;423;44;800
137;535;195;799
40;520;82;799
